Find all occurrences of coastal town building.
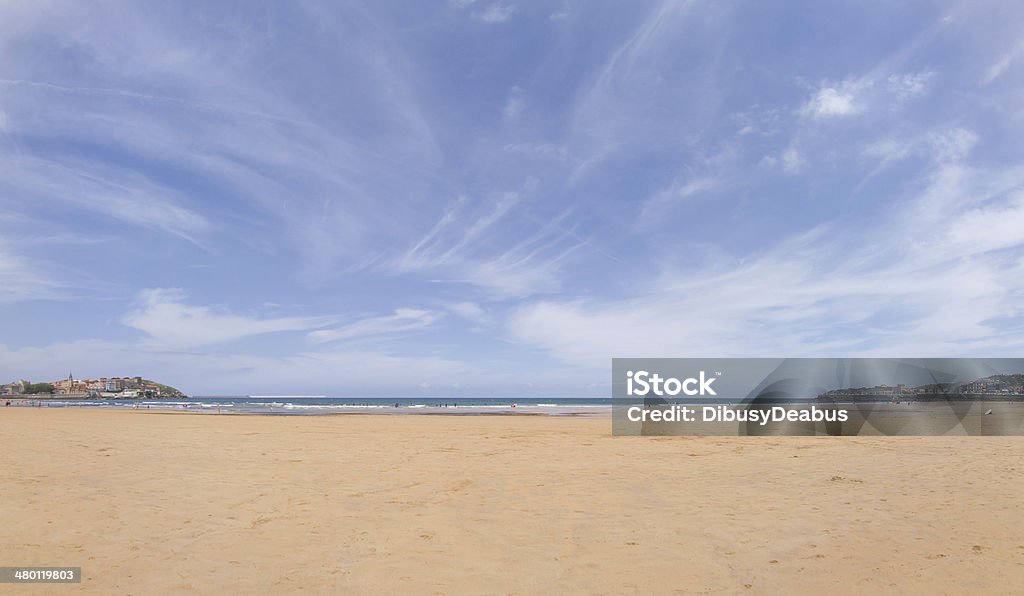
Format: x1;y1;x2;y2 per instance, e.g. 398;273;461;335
2;380;28;395
2;373;183;398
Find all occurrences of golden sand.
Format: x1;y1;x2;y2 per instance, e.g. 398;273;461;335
2;408;1023;594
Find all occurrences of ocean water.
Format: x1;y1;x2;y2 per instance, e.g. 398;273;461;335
4;396;613;416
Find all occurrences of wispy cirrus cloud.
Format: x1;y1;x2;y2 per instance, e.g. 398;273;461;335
0;240;63;303
308;308;441;344
394;183;586;297
122;289;336;349
0;1;441;281
510;138;1024;367
1;153;209;245
984;39;1024;84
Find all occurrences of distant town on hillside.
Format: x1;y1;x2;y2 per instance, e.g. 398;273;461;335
819;374;1024;401
2;373;185;399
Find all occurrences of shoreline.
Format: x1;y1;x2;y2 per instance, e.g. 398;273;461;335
1;399;613;417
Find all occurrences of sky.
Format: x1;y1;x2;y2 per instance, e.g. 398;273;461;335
1;0;1024;396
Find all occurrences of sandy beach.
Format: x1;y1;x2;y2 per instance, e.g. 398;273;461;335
2;409;1023;594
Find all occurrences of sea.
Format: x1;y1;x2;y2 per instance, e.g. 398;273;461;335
4;396;613;416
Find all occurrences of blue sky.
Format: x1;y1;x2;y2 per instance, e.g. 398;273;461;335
2;1;1023;395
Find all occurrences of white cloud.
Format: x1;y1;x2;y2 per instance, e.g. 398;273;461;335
501;142;567;160
781;146;804;173
509;248;1022;367
0;3;442;277
509;154;1024;367
503;97;525;119
886;71;934;99
2;154;209;245
566;1;706;178
638;177;720;224
503;88;525;120
308;308;440;343
474;3;517;23
801;71;933;119
667;177;718;199
863;138;913;162
395;184;584;297
945;191;1024;256
122;289;335;348
447;301;486;322
924;128;978;162
984;40;1024;84
801;86;861;118
0;241;63;302
857;127;979;192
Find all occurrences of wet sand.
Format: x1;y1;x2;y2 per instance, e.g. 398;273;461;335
2;408;1023;594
